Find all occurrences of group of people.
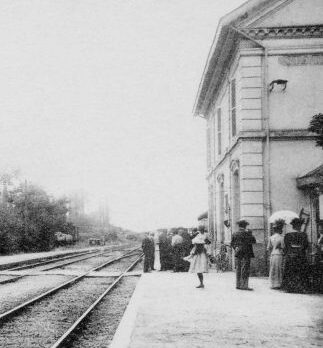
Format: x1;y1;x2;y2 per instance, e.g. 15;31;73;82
141;226;212;288
267;217;309;293
230;217;311;293
142;216;314;294
141;228;194;273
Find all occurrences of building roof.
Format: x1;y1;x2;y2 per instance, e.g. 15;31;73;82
192;0;287;117
297;164;323;188
198;211;208;221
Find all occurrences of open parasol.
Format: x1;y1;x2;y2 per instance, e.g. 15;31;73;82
268;210;299;224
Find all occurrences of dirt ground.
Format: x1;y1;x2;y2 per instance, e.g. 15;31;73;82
112;271;323;348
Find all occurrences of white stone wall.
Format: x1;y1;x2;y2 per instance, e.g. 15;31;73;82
270;140;322;214
268;52;323;130
240;140;265;242
239;55;263;132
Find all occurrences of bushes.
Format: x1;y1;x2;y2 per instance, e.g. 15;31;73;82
0;183;73;254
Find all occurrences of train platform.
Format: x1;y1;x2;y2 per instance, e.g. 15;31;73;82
111;270;323;348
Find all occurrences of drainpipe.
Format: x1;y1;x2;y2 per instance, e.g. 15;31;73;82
229;26;271;272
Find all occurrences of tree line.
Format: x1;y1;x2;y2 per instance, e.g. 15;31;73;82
0;181;74;254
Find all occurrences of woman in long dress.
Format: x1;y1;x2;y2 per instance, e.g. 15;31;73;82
153;231;161;271
267;219;285;289
188;226;210;288
282;217;309;293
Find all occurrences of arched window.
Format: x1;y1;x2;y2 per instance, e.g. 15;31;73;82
231;160;240;230
217;174;225;243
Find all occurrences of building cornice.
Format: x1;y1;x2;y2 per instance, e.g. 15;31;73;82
206;129;317;180
269;129;318;140
241;25;323;40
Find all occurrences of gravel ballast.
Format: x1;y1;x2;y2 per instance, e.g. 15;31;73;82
0;277;115;348
0;274;71;315
0;250;142;347
96;254;141;273
67;276;140;348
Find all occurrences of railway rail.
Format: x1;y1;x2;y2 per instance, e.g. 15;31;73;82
0;247;141;323
0;248;143;348
50;255;142;348
6;249;98;271
0;245;137;285
0;250;99;285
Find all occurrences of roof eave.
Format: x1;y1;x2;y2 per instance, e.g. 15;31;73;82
297;164;323;189
193;25;233;118
192;0;278;118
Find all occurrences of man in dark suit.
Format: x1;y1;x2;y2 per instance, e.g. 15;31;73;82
142;232;153;272
231;219;256;290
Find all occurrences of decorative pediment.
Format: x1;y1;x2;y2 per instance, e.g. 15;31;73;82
246;0;323;28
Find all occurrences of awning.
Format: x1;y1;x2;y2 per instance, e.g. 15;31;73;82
297;164;323;189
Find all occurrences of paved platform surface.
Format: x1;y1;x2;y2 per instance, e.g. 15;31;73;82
111;271;323;348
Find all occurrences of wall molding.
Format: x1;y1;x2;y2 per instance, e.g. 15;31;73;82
242;25;323;40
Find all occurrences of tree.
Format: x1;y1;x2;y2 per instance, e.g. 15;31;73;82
9;184;69;251
0;205;23;254
308;113;323;149
0;182;72;253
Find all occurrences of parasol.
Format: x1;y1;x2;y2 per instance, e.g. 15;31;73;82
268;210;299;224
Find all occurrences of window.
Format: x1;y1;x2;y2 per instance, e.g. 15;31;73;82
206;126;211;169
217;108;222;155
211;116;215;166
231;79;237;137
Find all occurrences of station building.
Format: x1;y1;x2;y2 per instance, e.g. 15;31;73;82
193;0;323;274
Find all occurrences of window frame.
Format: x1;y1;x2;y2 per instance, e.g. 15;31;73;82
217;107;222;156
230;78;237;137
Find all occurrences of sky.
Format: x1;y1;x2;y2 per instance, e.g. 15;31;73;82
0;0;245;232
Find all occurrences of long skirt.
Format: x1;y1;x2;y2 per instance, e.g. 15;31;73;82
154;246;161;271
269;254;283;288
189;252;208;273
282;255;308;293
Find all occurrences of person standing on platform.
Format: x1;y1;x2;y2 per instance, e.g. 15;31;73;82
231;219;256;290
148;232;155;271
159;230;170;270
267;219;285;289
142;232;152;273
283;217;309;293
171;229;183;272
153;231;161;271
179;228;192;271
188;225;210;288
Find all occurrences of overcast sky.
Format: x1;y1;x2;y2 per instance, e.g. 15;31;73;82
0;0;245;231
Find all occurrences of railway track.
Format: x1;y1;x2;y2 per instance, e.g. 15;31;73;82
0;247;140;321
5;249;99;271
51;255;142;348
0;249;142;348
0;245;136;285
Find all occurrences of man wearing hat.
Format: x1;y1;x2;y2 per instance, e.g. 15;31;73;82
231;219;256;290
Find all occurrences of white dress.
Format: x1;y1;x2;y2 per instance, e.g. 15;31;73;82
189;233;209;273
267;233;284;288
154;233;161;271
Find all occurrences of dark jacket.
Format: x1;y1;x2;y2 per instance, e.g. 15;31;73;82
231;229;256;259
284;231;308;258
142;236;153;255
